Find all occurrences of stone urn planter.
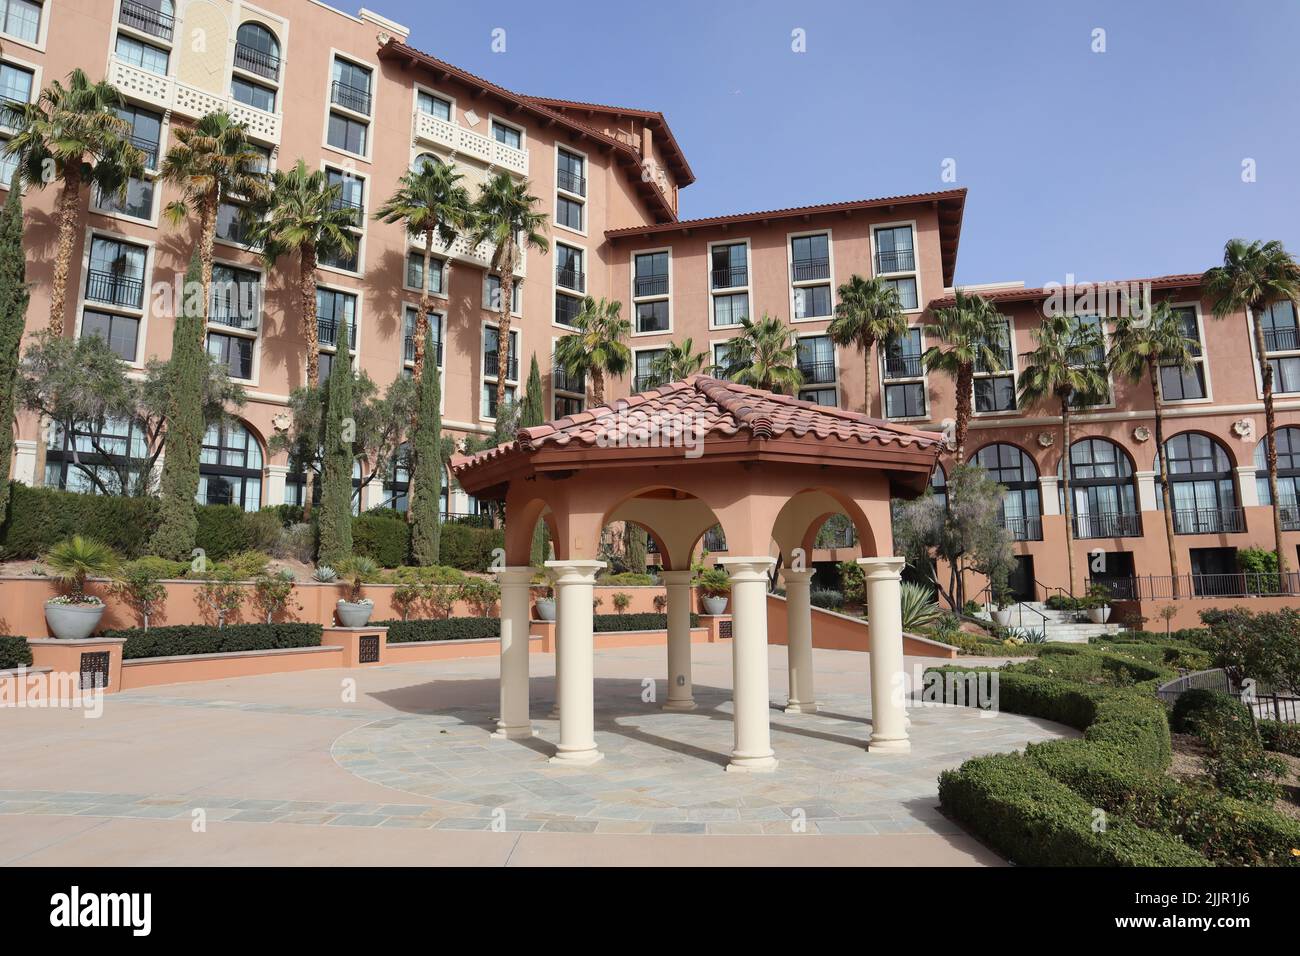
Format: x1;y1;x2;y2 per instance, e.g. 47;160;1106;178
701;595;728;615
336;600;374;627
45;599;106;640
1087;605;1112;624
535;597;556;621
992;607;1013;627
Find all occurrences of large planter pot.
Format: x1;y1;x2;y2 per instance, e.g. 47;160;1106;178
535;597;556;621
1087;606;1112;624
336;601;374;627
45;601;105;640
992;608;1013;627
701;595;728;615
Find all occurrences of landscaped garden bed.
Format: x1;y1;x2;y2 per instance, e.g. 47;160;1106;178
102;623;324;660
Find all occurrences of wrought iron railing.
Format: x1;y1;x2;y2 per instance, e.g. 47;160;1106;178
1072;511;1142;539
875;247;915;274
1263;326;1300;352
317;317;356;349
402;335;442;365
484;351;519;382
556;266;585;293
329;193;364;225
1282;499;1300;531
884;353;923;379
634;274;669;297
711;265;747;289
557;168;586;196
1001;514;1043;541
791;257;830;282
703;526;727;551
555;294;582;327
798;359;836;385
331;79;372;115
126;134;159;169
1172;507;1245;535
234;43;281;81
120;0;174;41
1089;571;1300;601
632;373;665;393
85;271;143;310
553;366;585;394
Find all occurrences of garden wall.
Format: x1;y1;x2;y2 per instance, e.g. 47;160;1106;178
766;594;958;659
1114;596;1300;632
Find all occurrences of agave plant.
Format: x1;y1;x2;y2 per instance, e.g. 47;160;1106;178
899;581;940;632
312;565;338;583
43;536;120;605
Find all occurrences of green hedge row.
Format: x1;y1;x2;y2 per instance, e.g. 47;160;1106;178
101;623;323;660
1259;720;1300;757
594;612;699;632
377;618;500;643
0;635;32;669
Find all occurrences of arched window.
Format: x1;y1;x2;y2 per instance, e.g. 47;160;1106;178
1157;433;1241;533
929;464;947;509
1255;427;1300;530
199;421;264;511
1060;438;1140;538
44;417;150;497
412;152;441;172
234;22;281;81
974;443;1041;540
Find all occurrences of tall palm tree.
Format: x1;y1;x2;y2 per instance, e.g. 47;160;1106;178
922;289;1008;463
1017;313;1108;595
649;337;709;385
828;274;905;414
1109;299;1200;596
249;160;358;389
720;313;804;394
1;69;144;336
1202;239;1300;579
160;111;269;334
373;159;471;383
554;296;631;405
469;172;548;412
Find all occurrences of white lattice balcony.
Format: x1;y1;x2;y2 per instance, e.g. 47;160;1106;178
410;230;526;277
413;112;528;175
109;58;282;145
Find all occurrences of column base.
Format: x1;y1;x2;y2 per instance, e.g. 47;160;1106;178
867;735;911;753
548;748;603;766
784;700;817;715
663;698;696;712
725;753;778;773
490;724;536;740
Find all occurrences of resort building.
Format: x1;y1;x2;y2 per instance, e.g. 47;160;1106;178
4;0;1298;604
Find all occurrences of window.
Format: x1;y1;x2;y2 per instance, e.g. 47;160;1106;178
1157;306;1207;401
382;444;412;513
406;252;445;296
482;383;517;420
635;300;669;334
793;284;831;319
326;167;364;222
633;349;666;392
874;225;915;274
0;0;41;43
206;331;253;380
327;112;367;156
491;119;522;150
634;251;669;298
554;346;586;415
1063;438;1140;538
555;244;584;292
316;287;357;353
557;147;585;196
930;465;948;509
883;327;925;417
1066;314;1110;406
790;233;830;282
713;341;735;378
417;90;451;121
114;33;169;75
403;306;444;369
85;236;146;310
216;201;253;246
199;421;263;511
118;0;173;42
974;443;1042;540
973;319;1015;412
319;241;360;274
234;22;280;82
95;104;162;220
484;274;521;314
231;75;275;112
712;292;749;328
557;195;583;231
0;61;33;107
210;264;261;329
797;334;836;405
882;276;918;311
482;324;520;416
0;146;15;188
44;417;149;496
1256;427;1300;530
331;58;372;114
884;381;925;418
1259;299;1300;393
80;310;140;363
1158;433;1242;533
711;242;747;289
554;291;581;328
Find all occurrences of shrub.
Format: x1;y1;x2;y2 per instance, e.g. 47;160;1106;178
44;535;119;604
836;561;864;603
274;523;315;563
351;513;409;568
111;558;172;629
598;572;657;586
0;484;157;559
594;612;699;632
438;523;504;571
194;569;248;627
252;570;299;624
1259;720;1300;757
378;617;499;643
104;622;323;660
611;592;632;614
0;635;32;668
1168;688;1250;735
1199;607;1300;694
1197;706;1287;803
241;509;282;554
214;550;271;579
810;588;844;610
460;578;500;616
194;504;255;562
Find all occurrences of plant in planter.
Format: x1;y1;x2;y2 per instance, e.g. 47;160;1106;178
43;536;119;639
652;593;667;614
533;576;556;622
335;556;380;626
195;567;247;629
991;586;1015;627
1084;584;1112;624
695;565;731;615
110;558;170;631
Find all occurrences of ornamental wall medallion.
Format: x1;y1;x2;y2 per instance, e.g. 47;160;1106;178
1231;419;1254;440
1037;432;1055;448
1133;426;1151;442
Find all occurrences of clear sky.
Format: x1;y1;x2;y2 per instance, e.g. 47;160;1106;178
372;0;1300;288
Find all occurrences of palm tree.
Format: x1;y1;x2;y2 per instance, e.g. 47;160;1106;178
1017;313;1108;595
922;290;1008;463
1109;299;1200;596
1;69;144;336
469;172;549;412
373;159;472;383
828;274;905;414
160;111;269;333
649;337;709;386
554;296;631;405
1202;239;1300;579
720;313;804;394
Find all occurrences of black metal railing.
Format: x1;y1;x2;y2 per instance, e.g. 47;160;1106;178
1001;514;1043;541
703;526;727;551
634;274;669;297
711;265;747;289
1072;511;1142;539
553;366;585;394
331;80;372;115
1264;326;1300;352
632;373;665;393
484;351;519;382
234;43;281;82
556;266;585;293
441;510;493;529
557;168;586;196
1090;572;1300;601
792;257;830;282
128;134;159;170
975;347;1013;373
798;360;836;385
555;294;582;327
1281;499;1300;531
330;193;364;225
884;353;923;379
120;0;174;41
875;247;915;274
85;271;143;310
1172;507;1245;535
402;335;442;365
317;318;357;349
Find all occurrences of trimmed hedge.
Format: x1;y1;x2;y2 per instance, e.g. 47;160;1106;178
102;623;323;660
377;617;499;643
594;612;699;632
1168;687;1251;735
351;513;409;568
0;483;158;559
0;635;32;668
439;522;504;571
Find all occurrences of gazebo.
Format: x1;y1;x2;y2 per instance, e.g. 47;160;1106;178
450;376;944;772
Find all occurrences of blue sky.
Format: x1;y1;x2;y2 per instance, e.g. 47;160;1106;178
376;0;1300;288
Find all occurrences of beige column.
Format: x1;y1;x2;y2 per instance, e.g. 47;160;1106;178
782;568;817;714
660;569;696;711
548;618;563;719
718;557;778;773
490;567;534;740
859;556;910;753
545;559;604;766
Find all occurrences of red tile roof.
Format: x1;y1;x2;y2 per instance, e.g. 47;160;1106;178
930;273;1206;308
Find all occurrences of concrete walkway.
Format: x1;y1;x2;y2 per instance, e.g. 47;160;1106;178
0;644;1072;866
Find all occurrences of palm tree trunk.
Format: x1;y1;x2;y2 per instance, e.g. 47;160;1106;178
49;168;84;337
862;337;874;415
1149;359;1180;598
405;234;436;526
954;363;973;464
495;244;517;416
1251;306;1289;582
198;191;218;330
1060;395;1077;596
300;242;320;523
592;368;605;406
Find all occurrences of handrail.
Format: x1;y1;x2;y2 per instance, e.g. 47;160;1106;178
973;584;1051;641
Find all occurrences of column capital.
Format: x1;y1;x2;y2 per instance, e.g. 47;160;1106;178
266;463;291;477
544;559;605;585
782;568;816;584
658;569;694;586
494;566;536;586
717;556;777;582
857;556;905;581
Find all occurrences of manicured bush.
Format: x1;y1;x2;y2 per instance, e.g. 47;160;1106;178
0;484;158;559
1258;720;1300;757
1168;688;1250;735
598;572;657;586
439;522;505;571
594;612;699;632
351;513;409;568
1196;705;1287;803
810;588;844;610
0;635;32;668
836;560;864;604
104;623;323;660
194;504;256;563
377;617;499;643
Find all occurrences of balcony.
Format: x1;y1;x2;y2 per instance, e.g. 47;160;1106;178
1172;507;1245;535
792;257;830;282
553;366;585;394
209;299;259;331
556;266;585;294
413;111;529;176
1264;326;1300;352
85;271;144;311
410;229;524;277
557;168;586;196
711;265;747;290
402;335;443;366
1072;511;1142;539
554;294;582;328
703;526;727;551
634;274;669;298
1001;514;1043;541
317;317;358;350
884;353;924;380
330;80;372;116
329;194;364;226
119;0;174;41
798;359;836;386
234;44;281;82
632;373;665;393
1090;572;1300;601
484;351;519;382
875;247;915;274
108;57;281;144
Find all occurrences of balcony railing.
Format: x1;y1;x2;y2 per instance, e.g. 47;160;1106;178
119;0;174;41
553;366;585;394
703;526;727;551
1172;507;1245;535
875;247;915;274
884;353;924;379
234;44;281;82
209;303;258;331
634;274;669;297
1072;511;1142;539
556;266;585;294
1282;499;1300;532
128;134;160;170
331;80;372;115
792;257;830;282
484;351;519;382
1001;514;1043;541
1264;326;1300;352
317;317;358;350
329;194;364;225
557;168;586;196
402;335;443;366
555;294;582;327
798;360;836;386
633;373;665;393
1090;572;1300;601
711;265;747;290
85;271;144;310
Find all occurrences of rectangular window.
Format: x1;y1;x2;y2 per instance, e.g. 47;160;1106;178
320;240;360;274
557;147;585;196
115;104;162;169
484;274;521;313
403;307;443;366
556;195;583;231
231;75;276;112
80;309;139;362
885;381;926;418
793;284;831;319
974;376;1016;412
710;242;747;289
0;139;16;186
1271;355;1300;394
114;33;168;76
326;166;364;222
554;394;583;418
882;276;918;311
883;328;923;379
797;335;835;386
481;382;517;419
95;176;154;220
0;0;40;43
406;252;445;295
416;90;451;121
635;300;669;334
1260;299;1299;353
802;388;837;407
874;225;915;274
555;244;584;292
216;201;252;245
1159;363;1207;402
207;331;253;380
634;349;666;392
712;292;749;328
554;291;581;327
713;342;734;376
210;264;261;329
331;58;373;114
483;325;519;382
491;120;522;150
634;251;669;298
0;60;32;107
86;236;146;310
316;288;357;351
327;112;368;155
790;233;830;282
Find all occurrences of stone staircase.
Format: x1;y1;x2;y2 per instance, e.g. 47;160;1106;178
979;601;1124;644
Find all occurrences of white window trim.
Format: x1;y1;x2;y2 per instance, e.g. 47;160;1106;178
488;113;526;152
402;249;449;300
1157;300;1215;406
88;102;167;229
315;280;363;370
707;237;752;329
483;273;524;317
229;15;286;102
552;239;586;330
73;227;155;371
321;49;377;164
480;319;521;423
554;142;588;238
1;0;49;54
412;82;457;124
794;330;839;406
551;334;586;415
630;245;673;338
205;255;265;386
880;323;929;422
869;219;923;315
786;228;836;324
631;343;669;392
1246;299;1300;398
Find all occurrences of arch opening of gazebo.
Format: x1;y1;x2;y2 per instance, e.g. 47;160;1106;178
450;376;944;772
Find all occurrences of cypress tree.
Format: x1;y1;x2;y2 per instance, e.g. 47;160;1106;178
625;524;648;574
149;250;205;559
317;310;354;566
409;328;442;565
0;188;28;520
519;355;550;566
